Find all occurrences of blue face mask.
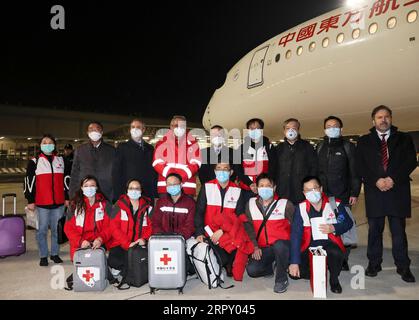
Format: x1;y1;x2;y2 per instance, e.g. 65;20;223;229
258;187;274;200
325;127;341;139
127;190;141;200
305;190;322;204
82;186;97;198
41;144;55;154
167;184;182;196
248;129;262;141
215;170;230;184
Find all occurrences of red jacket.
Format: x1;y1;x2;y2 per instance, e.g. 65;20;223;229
108;195;153;250
24;153;69;206
151;193;196;240
249;196;291;248
64;194;112;261
298;194;345;253
238;137;270;191
203;180;242;236
213;212;254;281
152;130;201;196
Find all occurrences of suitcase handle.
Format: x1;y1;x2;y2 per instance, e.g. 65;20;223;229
2;193;17;216
2;193;17;199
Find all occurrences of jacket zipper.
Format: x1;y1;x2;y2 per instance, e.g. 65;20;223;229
48;155;56;205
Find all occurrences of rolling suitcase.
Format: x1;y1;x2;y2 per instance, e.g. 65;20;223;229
73;247;108;292
148;234;186;294
0;193;26;258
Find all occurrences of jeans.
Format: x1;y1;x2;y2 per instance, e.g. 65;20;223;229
36;206;65;258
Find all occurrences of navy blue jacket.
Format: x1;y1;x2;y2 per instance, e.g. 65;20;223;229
290;201;353;264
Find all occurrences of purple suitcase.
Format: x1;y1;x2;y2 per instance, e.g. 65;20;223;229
0;193;26;258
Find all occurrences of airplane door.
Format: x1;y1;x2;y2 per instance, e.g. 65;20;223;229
247;45;269;89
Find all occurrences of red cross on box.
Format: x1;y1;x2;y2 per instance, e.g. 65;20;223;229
82;270;94;282
160;254;172;265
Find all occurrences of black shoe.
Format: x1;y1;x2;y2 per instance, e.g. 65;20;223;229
40;258;48;267
225;264;233;278
397;267;416;283
342;260;350;271
330;280;342;294
50;255;63;264
365;264;382;277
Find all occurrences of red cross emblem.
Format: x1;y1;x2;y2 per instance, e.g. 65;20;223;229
82;270;94;282
328;213;335;219
160;254;172;265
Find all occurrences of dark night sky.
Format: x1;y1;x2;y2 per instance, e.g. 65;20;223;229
0;0;342;123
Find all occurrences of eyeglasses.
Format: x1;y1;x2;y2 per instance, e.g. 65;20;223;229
166;183;181;187
128;187;141;191
303;187;321;192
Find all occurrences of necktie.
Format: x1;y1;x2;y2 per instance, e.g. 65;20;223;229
381;134;388;171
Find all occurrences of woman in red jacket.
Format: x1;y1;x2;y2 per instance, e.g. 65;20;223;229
108;179;153;280
64;175;112;262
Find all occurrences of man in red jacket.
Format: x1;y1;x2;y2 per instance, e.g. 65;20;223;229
152;115;202;198
152;173;196;274
195;162;254;281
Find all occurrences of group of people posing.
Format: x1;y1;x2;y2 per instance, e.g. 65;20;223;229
24;104;418;294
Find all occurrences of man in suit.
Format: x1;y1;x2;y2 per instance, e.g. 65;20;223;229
356;105;417;283
198;125;239;184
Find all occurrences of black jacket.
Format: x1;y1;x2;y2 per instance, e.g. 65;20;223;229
69;141;115;201
112;139;158;202
356;126;417;218
269;139;318;204
317;137;361;203
198;146;239;184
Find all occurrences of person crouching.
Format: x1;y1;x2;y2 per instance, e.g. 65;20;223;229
107;179;153;283
289;176;353;294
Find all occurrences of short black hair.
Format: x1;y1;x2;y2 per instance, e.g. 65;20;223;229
283;118;300;129
301;176;322;189
39;134;57;153
246;118;265;129
256;173;275;186
64;144;73;150
88;121;104;130
324;116;343;128
212;162;231;170
371;105;392;119
211;125;224;130
166;172;182;182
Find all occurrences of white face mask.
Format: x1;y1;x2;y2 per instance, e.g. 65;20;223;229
286;128;298;141
211;136;225;147
174;127;186;138
88;131;102;142
130;128;143;140
325;127;341;139
305;190;322;204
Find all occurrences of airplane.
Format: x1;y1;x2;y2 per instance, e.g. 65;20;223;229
202;0;419;141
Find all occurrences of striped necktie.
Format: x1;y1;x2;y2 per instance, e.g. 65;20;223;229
380;134;388;171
